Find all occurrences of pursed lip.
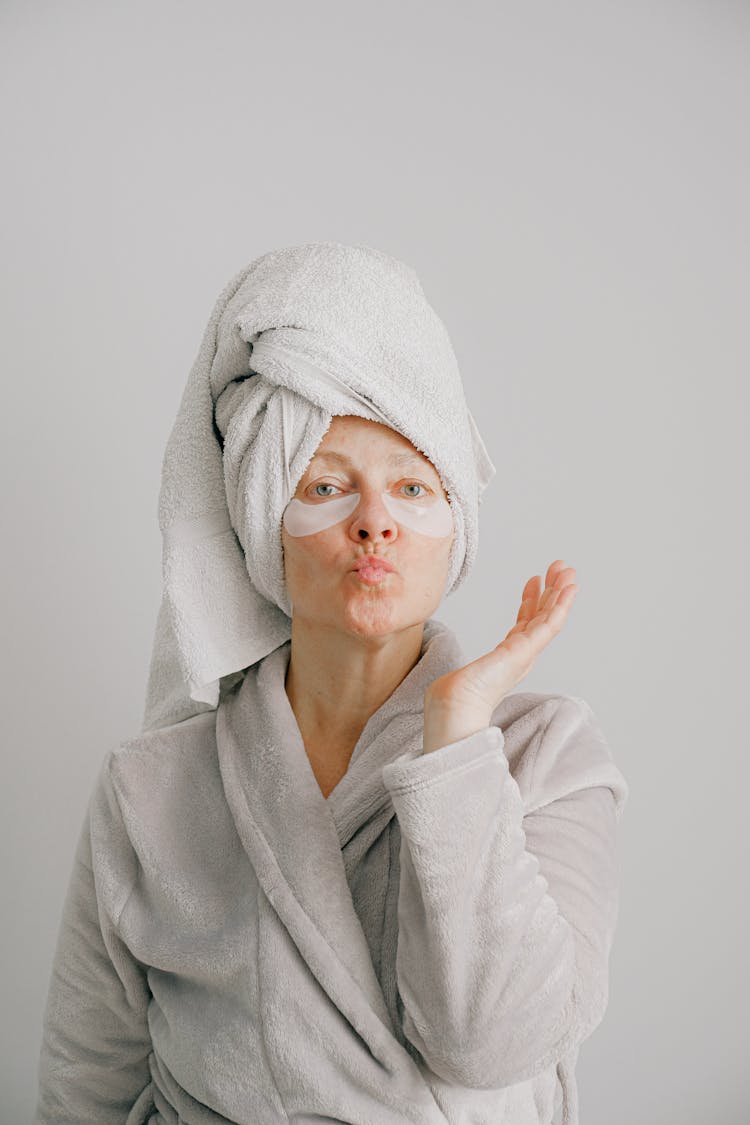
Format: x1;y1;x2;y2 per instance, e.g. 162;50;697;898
352;557;396;573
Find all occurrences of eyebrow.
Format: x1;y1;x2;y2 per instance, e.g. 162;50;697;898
309;450;429;471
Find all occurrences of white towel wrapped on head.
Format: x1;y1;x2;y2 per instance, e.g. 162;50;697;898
142;241;496;733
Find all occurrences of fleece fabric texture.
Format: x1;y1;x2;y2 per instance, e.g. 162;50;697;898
143;241;496;734
35;617;629;1125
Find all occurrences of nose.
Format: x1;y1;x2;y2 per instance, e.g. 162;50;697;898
347;489;399;544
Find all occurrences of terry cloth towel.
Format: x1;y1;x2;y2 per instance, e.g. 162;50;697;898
34;616;629;1124
142;241;496;733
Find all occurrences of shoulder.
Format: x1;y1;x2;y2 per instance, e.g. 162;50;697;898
106;710;220;790
491;691;629;817
84;712;250;934
90;710;224;857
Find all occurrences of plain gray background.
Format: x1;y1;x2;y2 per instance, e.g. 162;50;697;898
2;1;748;1121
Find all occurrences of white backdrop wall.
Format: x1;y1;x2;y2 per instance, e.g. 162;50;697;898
1;1;748;1121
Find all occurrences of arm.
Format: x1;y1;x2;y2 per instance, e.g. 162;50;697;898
381;695;628;1090
34;752;154;1123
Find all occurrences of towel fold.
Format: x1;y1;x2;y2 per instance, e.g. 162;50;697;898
142;241;496;733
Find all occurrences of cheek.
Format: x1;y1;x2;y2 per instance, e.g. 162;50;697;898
403;533;453;579
281;529;336;576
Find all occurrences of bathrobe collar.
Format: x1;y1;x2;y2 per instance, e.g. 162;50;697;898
215;616;466;1037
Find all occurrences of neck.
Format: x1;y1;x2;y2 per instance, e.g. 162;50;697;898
284;616;425;761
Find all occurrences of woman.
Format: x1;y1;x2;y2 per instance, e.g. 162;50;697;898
34;241;628;1125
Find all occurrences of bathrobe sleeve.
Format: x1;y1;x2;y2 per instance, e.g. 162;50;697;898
381;695;628;1091
35;751;154;1123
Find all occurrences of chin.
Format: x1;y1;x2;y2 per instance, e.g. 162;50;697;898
340;598;404;634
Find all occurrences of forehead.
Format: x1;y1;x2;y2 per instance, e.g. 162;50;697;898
309;448;430;470
316;417;428;461
304;415;442;483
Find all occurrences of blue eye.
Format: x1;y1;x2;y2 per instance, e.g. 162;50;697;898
307;480;430;500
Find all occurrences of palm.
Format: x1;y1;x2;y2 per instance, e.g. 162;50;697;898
426;559;579;717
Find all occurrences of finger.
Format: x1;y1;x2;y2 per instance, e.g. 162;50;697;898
516;576;541;626
537;561;566;611
528;583;579;638
544;581;578;620
523;574;541;601
517;567;573;634
539;566;576;613
544;559;567;590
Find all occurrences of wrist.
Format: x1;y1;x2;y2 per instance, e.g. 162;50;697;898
422;699;493;756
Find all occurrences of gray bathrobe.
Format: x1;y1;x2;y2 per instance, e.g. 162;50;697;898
34;617;629;1124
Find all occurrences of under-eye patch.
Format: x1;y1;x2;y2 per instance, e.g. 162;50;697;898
282;492;454;538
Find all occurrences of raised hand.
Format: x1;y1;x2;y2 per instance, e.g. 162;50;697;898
422;560;579;754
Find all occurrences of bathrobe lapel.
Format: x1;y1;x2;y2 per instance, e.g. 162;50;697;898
215;618;466;1048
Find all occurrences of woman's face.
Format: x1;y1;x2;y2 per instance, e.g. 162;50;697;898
281;415;455;638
